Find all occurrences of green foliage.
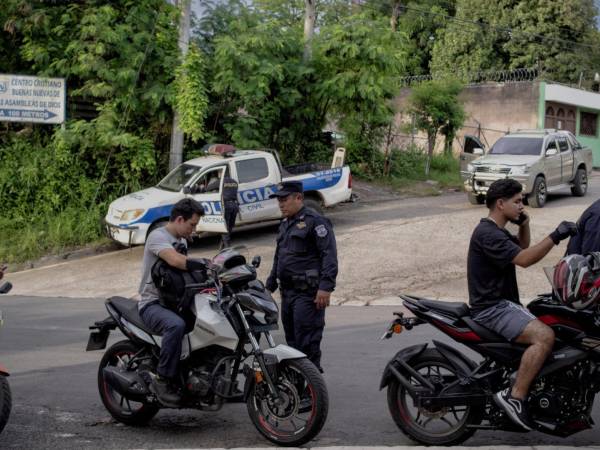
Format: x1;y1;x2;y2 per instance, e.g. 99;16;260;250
0;0;179;263
387;145;461;188
409;78;465;173
174;44;209;142
430;0;599;82
314;13;407;167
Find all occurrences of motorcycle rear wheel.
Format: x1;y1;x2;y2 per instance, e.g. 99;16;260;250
387;348;483;445
247;357;328;447
98;340;159;426
0;375;11;433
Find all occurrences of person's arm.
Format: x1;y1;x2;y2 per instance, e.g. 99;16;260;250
516;215;531;249
512;237;555;268
313;219;338;309
266;225;283;292
158;248;188;270
513;221;578;268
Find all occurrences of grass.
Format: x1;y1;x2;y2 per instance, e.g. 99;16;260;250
375;149;463;195
0;207;109;267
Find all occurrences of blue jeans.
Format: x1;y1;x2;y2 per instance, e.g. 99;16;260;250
140;302;186;379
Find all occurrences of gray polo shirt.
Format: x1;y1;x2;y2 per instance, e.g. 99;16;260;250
138;226;187;311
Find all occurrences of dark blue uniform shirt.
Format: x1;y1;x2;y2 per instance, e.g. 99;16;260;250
267;206;338;292
567;199;600;255
222;176;239;203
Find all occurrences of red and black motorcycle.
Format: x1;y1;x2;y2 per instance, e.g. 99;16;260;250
380;290;600;445
0;280;12;434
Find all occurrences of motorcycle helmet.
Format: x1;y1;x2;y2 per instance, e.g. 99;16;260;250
553;253;600;310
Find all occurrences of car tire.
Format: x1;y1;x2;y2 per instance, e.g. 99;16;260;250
528;176;546;208
571;168;587;197
467;193;485;205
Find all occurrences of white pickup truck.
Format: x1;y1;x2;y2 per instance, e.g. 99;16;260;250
104;146;352;245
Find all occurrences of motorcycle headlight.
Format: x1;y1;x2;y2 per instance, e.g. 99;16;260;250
120;209;145;222
467;163;475;172
510;165;530;175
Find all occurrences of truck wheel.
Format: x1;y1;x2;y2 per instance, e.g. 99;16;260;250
467;193;484;205
304;198;324;215
528;176;547;208
571;168;588;197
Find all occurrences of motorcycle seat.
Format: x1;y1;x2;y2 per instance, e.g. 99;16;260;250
106;296;161;336
419;298;471;318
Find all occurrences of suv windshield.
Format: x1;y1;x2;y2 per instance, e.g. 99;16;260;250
489;137;543;156
157;164;202;192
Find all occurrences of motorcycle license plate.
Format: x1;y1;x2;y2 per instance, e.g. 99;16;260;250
86;330;110;351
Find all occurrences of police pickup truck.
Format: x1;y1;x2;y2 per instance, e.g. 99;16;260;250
105;145;352;245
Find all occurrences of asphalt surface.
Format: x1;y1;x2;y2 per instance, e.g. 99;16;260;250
2;297;600;449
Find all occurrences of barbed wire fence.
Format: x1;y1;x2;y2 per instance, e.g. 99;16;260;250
398;67;542;87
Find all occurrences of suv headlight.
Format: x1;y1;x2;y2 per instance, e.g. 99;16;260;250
467;163;475;172
510;165;530;175
120;209;145;222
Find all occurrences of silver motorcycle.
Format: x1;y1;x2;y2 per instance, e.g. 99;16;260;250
86;247;328;446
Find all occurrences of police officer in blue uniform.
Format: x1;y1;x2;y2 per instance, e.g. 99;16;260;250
567;198;600;255
266;181;338;372
221;168;239;249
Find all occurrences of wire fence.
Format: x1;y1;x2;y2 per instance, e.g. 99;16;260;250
399;67;541;87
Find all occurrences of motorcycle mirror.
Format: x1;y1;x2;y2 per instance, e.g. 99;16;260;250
251;256;261;268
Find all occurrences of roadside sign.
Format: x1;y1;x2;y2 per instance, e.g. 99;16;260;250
0;74;66;124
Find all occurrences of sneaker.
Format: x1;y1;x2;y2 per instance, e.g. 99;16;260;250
151;375;181;408
493;388;532;431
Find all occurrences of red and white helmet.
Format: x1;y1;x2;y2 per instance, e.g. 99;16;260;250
553;253;600;310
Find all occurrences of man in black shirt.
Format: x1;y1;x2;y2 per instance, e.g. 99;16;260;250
220;168;239;250
468;179;577;430
566;198;600;255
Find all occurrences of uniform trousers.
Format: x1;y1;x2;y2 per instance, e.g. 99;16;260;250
281;288;325;371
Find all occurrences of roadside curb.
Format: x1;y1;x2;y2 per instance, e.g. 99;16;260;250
148;446;600;450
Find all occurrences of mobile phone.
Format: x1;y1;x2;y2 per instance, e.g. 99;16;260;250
510;212;528;226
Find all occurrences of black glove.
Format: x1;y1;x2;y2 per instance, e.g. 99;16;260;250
265;277;278;293
186;258;211;271
549;221;578;245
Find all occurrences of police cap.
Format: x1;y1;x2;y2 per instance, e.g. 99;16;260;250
269;181;304;198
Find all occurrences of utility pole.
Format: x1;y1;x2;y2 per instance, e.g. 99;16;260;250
303;0;316;62
169;0;191;171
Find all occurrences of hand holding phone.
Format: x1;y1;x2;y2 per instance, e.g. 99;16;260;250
511;212;529;226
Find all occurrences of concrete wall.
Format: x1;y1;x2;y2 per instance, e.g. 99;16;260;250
392;81;540;154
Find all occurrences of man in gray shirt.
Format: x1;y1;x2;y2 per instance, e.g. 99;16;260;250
138;198;207;407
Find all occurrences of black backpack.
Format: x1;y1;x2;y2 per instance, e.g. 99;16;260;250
150;244;207;313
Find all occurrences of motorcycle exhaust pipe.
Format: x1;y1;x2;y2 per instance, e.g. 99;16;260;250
102;366;149;401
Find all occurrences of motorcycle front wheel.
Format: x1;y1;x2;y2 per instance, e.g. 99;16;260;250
387;348;483;445
0;375;11;433
98;340;159;426
247;357;328;447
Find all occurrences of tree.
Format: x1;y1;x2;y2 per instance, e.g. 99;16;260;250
314;12;408;173
430;0;598;82
408;79;465;175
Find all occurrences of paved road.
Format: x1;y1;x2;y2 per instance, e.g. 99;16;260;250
2;296;600;449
